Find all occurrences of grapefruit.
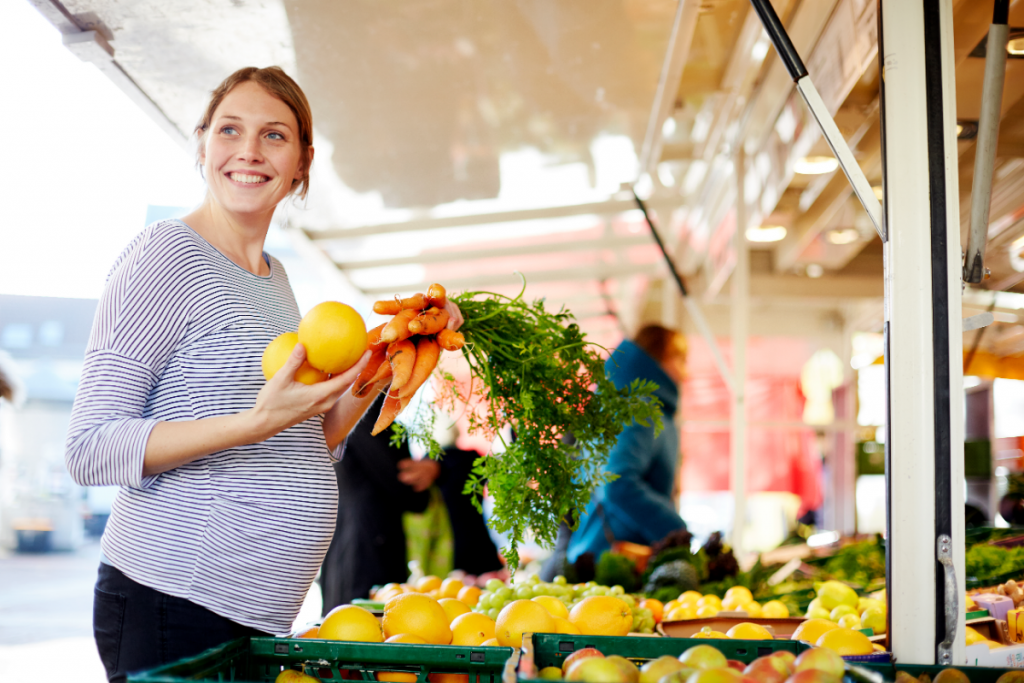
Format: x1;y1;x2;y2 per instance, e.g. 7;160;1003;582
297;301;367;374
569;596;632;636
382;593;452;645
495;600;555;648
439;597;471;623
261;332;328;385
319;605;383;642
450;612;496;646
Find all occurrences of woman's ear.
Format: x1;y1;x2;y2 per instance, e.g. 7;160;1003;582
296;146;315;181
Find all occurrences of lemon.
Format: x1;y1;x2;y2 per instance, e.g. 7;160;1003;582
457;585;481;607
416;575;442;593
816;627;875;655
817;581;859;611
438;597;471;623
725;586;754;604
297;301;367;374
861;607;886;635
791;618;840;645
830;604;858;622
696;605;720;618
440;578;464;599
698;595;723;609
496;600;555;647
261;332;329;385
742;601;763;618
762;600;789;618
664;600;683;614
807;606;832;620
857;598;886;615
568;596;632;636
726;622;773;640
680;591;703;603
692;627;730;639
319;605;383;642
667;607;697;621
838;614;862;630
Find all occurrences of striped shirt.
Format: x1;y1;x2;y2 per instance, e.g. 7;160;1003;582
66;219;340;635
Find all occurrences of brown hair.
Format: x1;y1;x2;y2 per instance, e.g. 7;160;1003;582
194;66;314;200
633;324;687;365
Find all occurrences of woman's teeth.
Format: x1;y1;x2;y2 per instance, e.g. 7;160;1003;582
229;173;268;184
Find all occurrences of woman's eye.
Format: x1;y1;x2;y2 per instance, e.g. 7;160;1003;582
267;131;285;141
220;126;239;135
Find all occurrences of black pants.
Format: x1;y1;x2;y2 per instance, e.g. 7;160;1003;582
93;563;269;683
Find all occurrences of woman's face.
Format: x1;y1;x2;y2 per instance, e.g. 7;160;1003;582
200;81;307;219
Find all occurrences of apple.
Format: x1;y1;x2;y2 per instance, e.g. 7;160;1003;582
768;652;796;673
567;657;634;683
679;645;728;671
933;671;970;683
563;649;605;675
743;659;787;683
996;672;1024;683
540;667;564;680
657;669;700;683
606;656;640;683
686;667;744;683
793;648;845;679
639;656;687;683
726;662;746;673
783;670;842;683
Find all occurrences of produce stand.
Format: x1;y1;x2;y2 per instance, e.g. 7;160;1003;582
129;637;515;683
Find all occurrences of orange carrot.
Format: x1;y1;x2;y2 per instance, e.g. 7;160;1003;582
373;293;428;315
351;348;387;397
367;323;388;352
398;336;441;399
437;329;465;351
408;307;450;336
363;355;393;388
371;392;409;436
387;339;417;391
380;309;418;344
426;283;447;309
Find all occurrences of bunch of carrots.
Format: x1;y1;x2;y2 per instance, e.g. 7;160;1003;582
352;283;465;435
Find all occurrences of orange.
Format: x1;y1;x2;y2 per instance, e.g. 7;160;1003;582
383;593;452;645
319;605;383;642
294;625;319;638
416;575;443;593
726;623;773;640
440;578;465;599
568;596;632;636
816;627;874;656
429;675;469;683
439;598;471;623
532;596;569;620
481;638;500;646
640;599;664;623
451;612;497;646
377;673;416;682
495;600;555;648
457;585;482;607
374;583;402;600
551;617;581;635
297;301;367;374
664;600;683;615
386;634;427;643
791;618;840;645
261;332;328;385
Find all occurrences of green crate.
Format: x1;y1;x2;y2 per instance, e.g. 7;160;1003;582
130;636;515;683
893;664;1018;683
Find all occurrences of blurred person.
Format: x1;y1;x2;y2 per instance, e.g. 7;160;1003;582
63;65;462;683
566;324;688;563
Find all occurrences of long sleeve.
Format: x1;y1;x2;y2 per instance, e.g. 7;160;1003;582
65;227;196;489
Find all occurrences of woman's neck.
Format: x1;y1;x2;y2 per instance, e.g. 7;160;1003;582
182;201;273;276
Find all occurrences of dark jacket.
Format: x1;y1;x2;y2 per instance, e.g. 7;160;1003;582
320;395;430;613
436;446;503;576
566;339;685;562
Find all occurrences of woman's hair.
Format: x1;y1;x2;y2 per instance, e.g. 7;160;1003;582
194;66;314;200
633;324;687;364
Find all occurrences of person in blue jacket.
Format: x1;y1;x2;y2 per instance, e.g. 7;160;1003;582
567;324;688;563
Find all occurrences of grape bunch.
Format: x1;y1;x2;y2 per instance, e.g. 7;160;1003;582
470;574;656;634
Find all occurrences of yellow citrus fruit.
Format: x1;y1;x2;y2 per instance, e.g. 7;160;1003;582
416;575;442;593
532;595;570;620
692;627;730;639
762;600;789;618
838;614;862;630
664;600;683;614
861;607;886;634
816;627;874;655
377;673;417;682
742;602;763;618
858;598;885;615
726;622;773;640
294;625;319;638
297;301;367;374
496;600;555;647
697;595;722;609
696;605;719;618
667;607;697;621
817;581;859;611
319;605;383;642
382;593;452;645
450;612;496;646
965;626;986;645
791;618;840;645
481;638;500;646
457;585;482;607
725;587;754;604
830;604;858;622
386;634;427;643
441;578;465;599
261;332;328;385
680;591;703;603
568;596;632;636
551;616;581;634
721;595;747;611
439;597;471;623
374;583;402;600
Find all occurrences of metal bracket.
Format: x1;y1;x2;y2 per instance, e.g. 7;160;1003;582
937;534;957;665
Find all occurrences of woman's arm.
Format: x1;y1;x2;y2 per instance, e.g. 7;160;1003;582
142;345;370;476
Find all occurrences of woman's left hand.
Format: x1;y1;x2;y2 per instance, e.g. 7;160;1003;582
443;299;464;331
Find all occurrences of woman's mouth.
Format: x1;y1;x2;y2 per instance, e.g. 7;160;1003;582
227;172;270;184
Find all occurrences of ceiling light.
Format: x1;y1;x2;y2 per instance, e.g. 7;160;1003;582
872;185;884;201
662;116;678;138
746;225;787;242
827;228;860;245
794;156;839;175
807;263;824;278
657;162;676;188
1008;36;1024;56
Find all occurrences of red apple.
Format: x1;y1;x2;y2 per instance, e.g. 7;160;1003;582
769;652;796;672
793;648;845;679
784;669;843;683
687;668;744;683
563;649;605;675
606;656;640;683
639;656;689;683
727;661;746;673
679;645;728;671
743;659;787;683
566;658;633;683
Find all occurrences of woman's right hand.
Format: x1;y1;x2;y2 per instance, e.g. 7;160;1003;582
247;343;370;442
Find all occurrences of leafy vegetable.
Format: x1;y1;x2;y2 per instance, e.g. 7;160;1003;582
393;280;663;570
819;537;886;588
595;552;641;592
966;543;1024;583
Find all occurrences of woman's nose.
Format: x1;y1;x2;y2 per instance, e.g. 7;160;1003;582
239;134;263;162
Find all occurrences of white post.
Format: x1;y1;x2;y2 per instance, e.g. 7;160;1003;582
731;152;749;556
880;0;964;665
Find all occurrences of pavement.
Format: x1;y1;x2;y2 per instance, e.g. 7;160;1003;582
0;537;323;682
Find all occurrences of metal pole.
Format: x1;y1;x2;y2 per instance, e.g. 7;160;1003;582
963;0;1010;283
879;0;965;664
731;151;749;556
746;0;883;240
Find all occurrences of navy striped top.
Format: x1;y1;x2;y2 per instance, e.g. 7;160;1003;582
66;220;340;634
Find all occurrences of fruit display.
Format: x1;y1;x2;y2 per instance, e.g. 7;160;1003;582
802;581;886;636
262;301;367;383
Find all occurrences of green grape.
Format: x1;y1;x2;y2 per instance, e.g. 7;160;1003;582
487;607;500;620
514;585;534;599
620;595;635;608
526;574;541;585
478;594;493;610
554;575;567;585
485;579;505;592
494;587;513;601
610;585;624;596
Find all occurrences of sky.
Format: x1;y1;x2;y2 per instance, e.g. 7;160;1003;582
0;0;204;300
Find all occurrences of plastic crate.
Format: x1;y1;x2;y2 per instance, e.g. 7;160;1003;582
129;636;515;683
893;664;1018;683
